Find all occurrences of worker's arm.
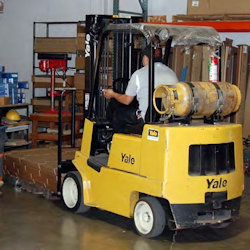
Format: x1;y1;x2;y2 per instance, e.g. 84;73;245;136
103;89;134;105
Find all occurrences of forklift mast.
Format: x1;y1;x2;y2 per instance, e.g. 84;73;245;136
84;15;142;121
85;15;112;97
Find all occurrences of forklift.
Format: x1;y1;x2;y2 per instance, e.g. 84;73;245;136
59;15;244;238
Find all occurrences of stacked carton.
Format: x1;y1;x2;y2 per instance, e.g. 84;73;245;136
169;45;216;82
169;41;250;137
0;67;18;104
0;66;29;105
187;0;250;15
3;147;77;193
0;66;9;104
17;81;29;103
4;73;18;104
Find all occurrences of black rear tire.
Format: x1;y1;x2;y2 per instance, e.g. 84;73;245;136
134;196;166;238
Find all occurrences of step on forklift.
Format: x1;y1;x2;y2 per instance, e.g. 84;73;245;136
59;15;244;238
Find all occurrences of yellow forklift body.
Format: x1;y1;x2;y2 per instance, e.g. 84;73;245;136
73;119;244;218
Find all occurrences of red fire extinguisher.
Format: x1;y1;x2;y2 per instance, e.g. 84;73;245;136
208;54;219;82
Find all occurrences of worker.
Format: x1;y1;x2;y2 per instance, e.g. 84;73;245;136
103;46;178;132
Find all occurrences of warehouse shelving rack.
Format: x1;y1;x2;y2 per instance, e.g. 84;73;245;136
146;20;250;33
32;21;79;96
32;21;85;112
113;0;148;21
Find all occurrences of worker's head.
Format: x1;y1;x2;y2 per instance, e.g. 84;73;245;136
141;46;162;66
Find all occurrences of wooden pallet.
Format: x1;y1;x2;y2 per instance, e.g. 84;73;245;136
172;14;250;22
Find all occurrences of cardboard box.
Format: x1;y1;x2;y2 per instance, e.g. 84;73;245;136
234;45;249;124
76;91;84;104
4;147;76;193
77;36;85;51
221;39;234;82
34;38;77;53
183;47;193;81
202;46;214;81
0;97;10;105
172;45;184;80
65;89;84;105
74;73;85;90
191;45;203;81
75;56;85;70
188;0;250;15
148;15;167;22
77;24;86;36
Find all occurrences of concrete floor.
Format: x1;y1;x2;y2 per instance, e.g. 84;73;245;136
0;178;250;250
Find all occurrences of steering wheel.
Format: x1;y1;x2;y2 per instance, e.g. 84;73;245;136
112;77;129;94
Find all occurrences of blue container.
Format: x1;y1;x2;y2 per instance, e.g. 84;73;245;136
9;83;18;104
0;89;9;97
18;81;28;89
2;72;18;78
0;66;5;72
18;92;26;103
1;72;19;101
2;72;18;85
0;81;9;97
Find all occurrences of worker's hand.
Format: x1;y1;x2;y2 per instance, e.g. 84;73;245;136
103;89;114;99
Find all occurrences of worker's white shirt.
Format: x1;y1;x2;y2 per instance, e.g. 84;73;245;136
125;62;178;119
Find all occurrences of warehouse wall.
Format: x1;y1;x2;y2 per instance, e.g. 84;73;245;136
0;0;108;102
0;0;249;104
103;0;187;20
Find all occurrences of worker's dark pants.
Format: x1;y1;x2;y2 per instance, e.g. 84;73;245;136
107;100;144;134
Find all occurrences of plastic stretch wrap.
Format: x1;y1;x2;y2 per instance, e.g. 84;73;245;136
105;23;221;46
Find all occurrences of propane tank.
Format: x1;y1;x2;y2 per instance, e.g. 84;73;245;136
153;82;241;117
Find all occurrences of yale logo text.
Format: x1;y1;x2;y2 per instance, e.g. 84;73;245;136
207;178;227;189
148;129;158;137
85;34;91;58
147;128;159;141
121;153;135;165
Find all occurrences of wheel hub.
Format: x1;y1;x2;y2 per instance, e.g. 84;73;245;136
134;201;154;235
143;212;150;223
62;177;78;209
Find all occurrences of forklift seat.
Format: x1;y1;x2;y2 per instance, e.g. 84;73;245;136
144;98;161;124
